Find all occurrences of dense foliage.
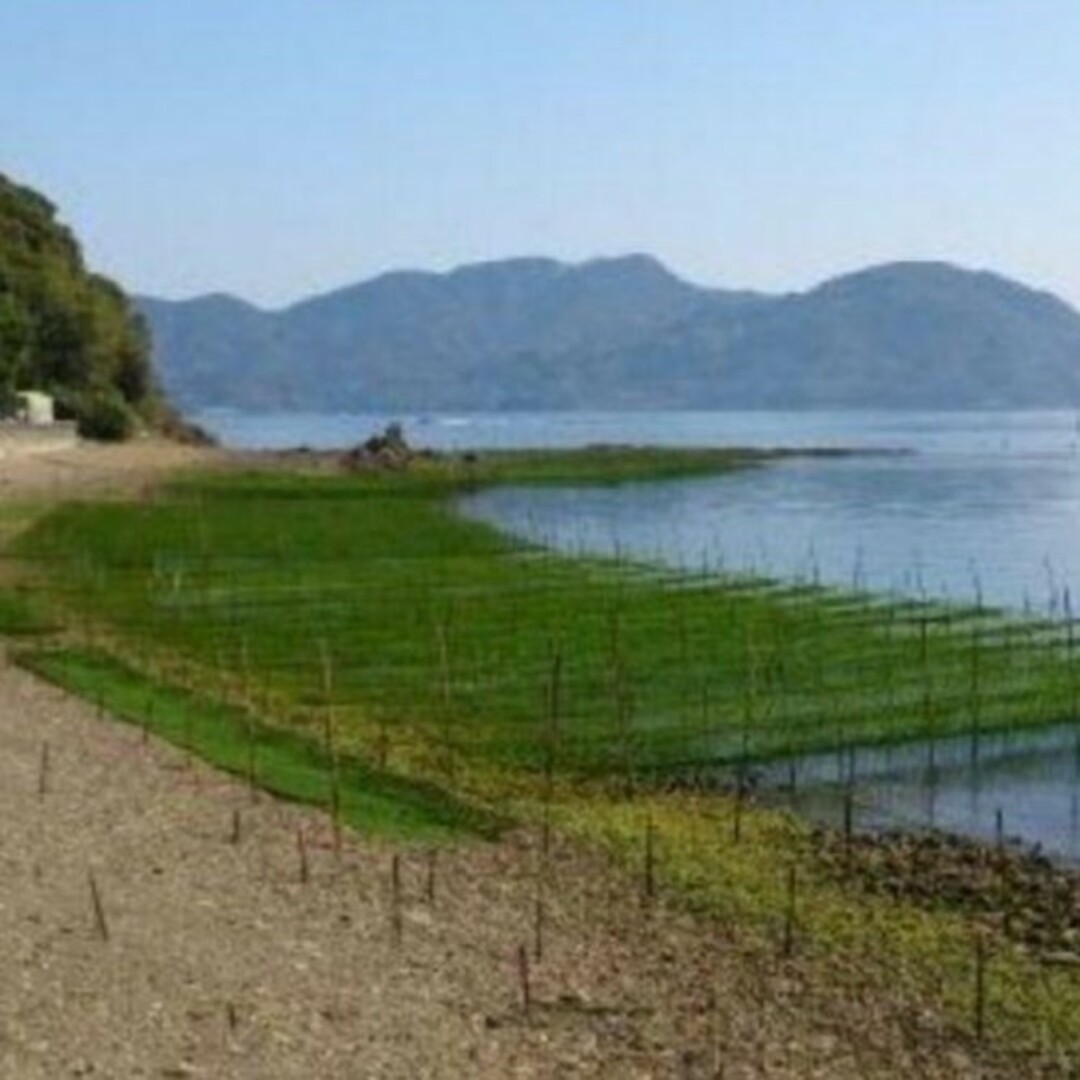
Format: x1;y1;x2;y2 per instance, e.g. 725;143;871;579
0;172;159;438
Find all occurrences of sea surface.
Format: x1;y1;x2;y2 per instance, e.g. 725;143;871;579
197;408;1080;860
201;407;1080;614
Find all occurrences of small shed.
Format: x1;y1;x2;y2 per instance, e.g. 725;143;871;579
15;390;55;426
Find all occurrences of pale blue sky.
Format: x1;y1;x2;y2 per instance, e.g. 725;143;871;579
3;2;1079;306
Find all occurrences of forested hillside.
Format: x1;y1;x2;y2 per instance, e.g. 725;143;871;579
0;172;163;438
142;256;1080;413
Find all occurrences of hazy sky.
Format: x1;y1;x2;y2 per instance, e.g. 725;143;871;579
4;2;1080;307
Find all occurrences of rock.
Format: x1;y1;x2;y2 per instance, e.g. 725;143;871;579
811;823;1080;962
342;423;423;472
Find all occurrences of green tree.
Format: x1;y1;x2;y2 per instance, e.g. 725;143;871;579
0;290;31;413
0;171;164;437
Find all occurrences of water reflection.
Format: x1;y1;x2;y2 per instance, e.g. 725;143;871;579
452;418;1080;860
460;453;1080;614
760;723;1080;865
200;408;1080;860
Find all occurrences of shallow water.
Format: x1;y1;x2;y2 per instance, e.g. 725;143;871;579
200;407;1080;613
459;442;1080;618
756;722;1080;865
196;406;1080;457
199;408;1080;857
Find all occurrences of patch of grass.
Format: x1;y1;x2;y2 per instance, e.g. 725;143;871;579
0;586;54;635
20;645;501;843
13;460;1079;777
1;501;61;634
434;445;787;487
0;501;44;545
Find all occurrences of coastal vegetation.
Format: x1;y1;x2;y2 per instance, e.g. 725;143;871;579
14;449;1079;774
4;444;1079;1066
0;172;172;438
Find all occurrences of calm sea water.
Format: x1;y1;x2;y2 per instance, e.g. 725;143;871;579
200;407;1080;614
198;408;1080;859
760;723;1080;864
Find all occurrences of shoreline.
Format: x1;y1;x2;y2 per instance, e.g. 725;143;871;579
809;822;1080;966
2;436;1080;1071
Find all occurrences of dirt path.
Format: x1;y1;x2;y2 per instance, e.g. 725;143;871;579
0;436;223;500
0;441;1022;1077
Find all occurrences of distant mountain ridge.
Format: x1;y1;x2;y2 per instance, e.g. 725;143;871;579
138;256;1080;412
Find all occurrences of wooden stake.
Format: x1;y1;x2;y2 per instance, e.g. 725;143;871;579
425;849;437;905
533;885;545;962
782;865;797;957
319;640;342;856
297;827;309;884
377;713;389;769
541;802;551;860
391;853;403;945
183;706;194;766
88;871;110;942
245;714;258;803
542;647;562;857
843;786;854;860
517;943;531;1013
644;813;656;901
329;775;342;858
436;619;455;781
38;741;50;799
974;934;988;1042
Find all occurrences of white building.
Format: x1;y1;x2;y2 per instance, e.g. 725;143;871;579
15;390;55;426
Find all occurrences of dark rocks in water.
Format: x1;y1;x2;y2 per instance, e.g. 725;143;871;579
342;422;432;471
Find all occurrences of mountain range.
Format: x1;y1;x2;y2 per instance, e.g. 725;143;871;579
138;256;1080;412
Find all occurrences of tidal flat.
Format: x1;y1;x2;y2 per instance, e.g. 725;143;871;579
4;443;1080;1068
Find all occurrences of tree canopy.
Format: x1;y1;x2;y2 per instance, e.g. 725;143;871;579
0;172;160;438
